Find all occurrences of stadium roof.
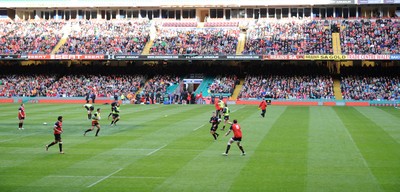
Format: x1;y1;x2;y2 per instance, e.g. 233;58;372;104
2;0;395;8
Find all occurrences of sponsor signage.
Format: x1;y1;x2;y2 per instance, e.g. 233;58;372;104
183;79;203;83
390;55;400;60
346;54;390;60
106;55;261;60
263;55;304;60
224;55;261;60
0;55;26;60
303;55;348;60
358;0;383;3
330;0;355;3
27;54;105;60
1;54;397;61
302;54;391;60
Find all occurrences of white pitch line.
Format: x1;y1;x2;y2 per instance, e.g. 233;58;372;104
146;144;167;156
193;124;205;131
51;175;98;178
112;176;165;179
0;133;36;143
51;175;164;179
231;105;245;113
87;168;123;188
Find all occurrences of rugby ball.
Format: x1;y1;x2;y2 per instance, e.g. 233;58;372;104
43;122;47;125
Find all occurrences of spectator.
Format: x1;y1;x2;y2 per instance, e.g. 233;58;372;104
243;19;333;55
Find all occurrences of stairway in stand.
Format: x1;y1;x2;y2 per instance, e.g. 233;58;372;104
50;23;72;54
230;79;244;100
332;32;341;55
235;32;246;55
141;21;157;55
333;79;342;100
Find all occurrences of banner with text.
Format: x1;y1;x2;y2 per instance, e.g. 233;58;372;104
0;54;397;61
27;54;105;60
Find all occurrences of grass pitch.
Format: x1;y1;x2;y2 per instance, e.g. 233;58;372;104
0;103;399;192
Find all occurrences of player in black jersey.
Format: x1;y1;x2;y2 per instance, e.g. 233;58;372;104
108;101;118;119
209;112;220;140
110;103;120;126
83;103;94;120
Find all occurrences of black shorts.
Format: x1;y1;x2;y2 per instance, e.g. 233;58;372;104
19;117;25;120
224;116;229;120
210;124;218;131
54;134;62;141
232;137;242;142
112;114;119;118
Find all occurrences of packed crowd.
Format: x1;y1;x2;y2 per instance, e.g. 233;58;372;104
150;28;240;55
142;75;180;93
208;75;238;95
136;75;181;104
0;75;56;97
243;19;333;55
0;74;145;98
57;19;150;55
340;76;399;100
238;75;335;99
1;18;399;55
0;19;66;54
52;74;145;97
340;19;400;55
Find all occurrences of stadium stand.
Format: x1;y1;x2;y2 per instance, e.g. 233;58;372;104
243;19;333;55
0;19;66;54
57;19;150;55
340;18;399;55
149;28;240;55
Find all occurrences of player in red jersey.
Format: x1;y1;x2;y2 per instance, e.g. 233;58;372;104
45;116;64;154
214;100;221;118
18;104;25;130
222;119;245;156
84;108;101;136
258;98;267;118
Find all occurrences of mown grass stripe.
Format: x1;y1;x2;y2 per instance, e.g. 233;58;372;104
355;107;400;144
307;107;381;191
148;105;268;192
378;107;400;118
334;107;400;191
227;106;307;191
38;105;215;190
0;105;209;190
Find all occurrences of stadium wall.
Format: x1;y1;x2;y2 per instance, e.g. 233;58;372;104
0;97;397;107
0;97;113;104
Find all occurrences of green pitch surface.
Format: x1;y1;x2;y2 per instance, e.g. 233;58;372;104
0;103;399;192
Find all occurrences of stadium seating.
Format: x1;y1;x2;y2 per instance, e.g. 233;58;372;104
242;19;333;55
1;17;398;55
239;75;335;100
340;18;399;54
57;19;150;55
149;28;240;55
340;76;399;100
0;19;66;54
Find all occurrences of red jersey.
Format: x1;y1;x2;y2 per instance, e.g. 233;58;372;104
54;121;63;134
18;106;25;118
215;102;221;110
259;100;267;110
230;123;242;138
